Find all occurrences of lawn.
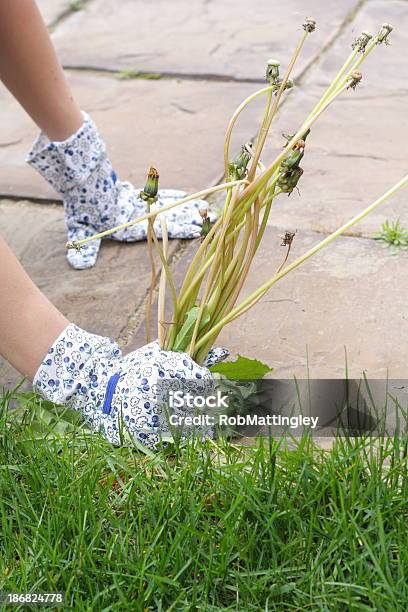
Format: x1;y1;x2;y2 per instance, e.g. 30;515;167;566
0;390;407;610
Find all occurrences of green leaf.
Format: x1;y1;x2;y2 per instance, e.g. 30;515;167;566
210;355;272;380
173;306;211;352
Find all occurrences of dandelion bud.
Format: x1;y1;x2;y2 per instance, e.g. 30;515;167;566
347;70;363;90
200;217;213;241
302;128;311;142
352;30;373;53
278;166;304;194
228;144;251;180
199;206;208;219
140;167;159;201
282;128;310;147
281;148;304;171
66;240;82;251
199;203;212;240
280;230;296;247
303;17;316;33
377;22;393;45
266;58;280;85
276;77;295;91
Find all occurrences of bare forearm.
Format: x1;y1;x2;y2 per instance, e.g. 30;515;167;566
0;0;82;140
0;237;68;380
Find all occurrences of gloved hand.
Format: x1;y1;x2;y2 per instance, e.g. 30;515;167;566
33;323;229;450
26;112;213;270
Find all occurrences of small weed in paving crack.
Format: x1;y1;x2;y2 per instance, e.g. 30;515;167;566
374;219;408;253
117;69;162;81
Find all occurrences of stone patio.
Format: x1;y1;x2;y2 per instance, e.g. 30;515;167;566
1;0;407;388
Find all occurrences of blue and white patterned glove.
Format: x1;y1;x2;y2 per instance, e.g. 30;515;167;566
33;324;228;449
26;112;213;270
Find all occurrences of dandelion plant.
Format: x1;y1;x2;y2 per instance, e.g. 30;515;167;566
374;219;408;252
67;19;407;364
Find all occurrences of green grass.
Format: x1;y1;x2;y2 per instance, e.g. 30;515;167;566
0;391;407;610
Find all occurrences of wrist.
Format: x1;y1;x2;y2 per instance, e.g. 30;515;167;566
26;111;108;195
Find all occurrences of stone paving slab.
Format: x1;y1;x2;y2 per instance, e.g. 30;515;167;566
0;74;261;200
37;0;71;26
51;0;358;79
128;224;408;379
215;225;408;379
261;0;408;236
0;199;179;388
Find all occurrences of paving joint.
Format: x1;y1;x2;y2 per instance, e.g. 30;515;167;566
63;65;266;85
0;195;59;206
48;0;95;33
0;138;23;149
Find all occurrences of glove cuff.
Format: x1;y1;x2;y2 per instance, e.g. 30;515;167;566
33;323;122;406
26;111;111;195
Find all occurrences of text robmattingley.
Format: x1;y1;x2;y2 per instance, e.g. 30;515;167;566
168;413;319;429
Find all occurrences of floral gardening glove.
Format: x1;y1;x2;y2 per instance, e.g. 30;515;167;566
26;112;214;270
33;324;229;450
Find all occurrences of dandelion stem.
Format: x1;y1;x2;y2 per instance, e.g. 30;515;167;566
150;227;178;320
195;173;408;352
248;29;309;182
145;214;156;344
188;190;240;356
223;85;276;178
157;217;169;347
65;180;248;250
